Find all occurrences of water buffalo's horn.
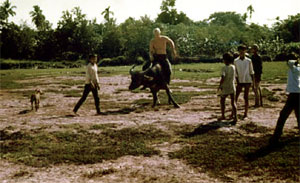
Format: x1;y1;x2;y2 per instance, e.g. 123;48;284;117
129;65;136;75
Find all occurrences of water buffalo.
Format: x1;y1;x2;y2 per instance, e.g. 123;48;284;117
129;64;180;108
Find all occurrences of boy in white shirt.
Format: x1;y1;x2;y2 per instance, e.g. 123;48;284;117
218;53;237;123
234;45;255;119
73;54;101;115
269;53;300;144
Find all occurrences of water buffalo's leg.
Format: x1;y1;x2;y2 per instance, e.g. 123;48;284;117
165;88;180;108
157;92;161;105
168;88;172;104
151;89;158;108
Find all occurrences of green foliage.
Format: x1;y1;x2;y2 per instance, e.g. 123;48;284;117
0;125;170;167
0;0;16;24
99;56;144;66
101;6;114;24
119;16;154;59
156;0;192;25
0;0;298;64
30;5;51;31
0;59;85;69
207;12;246;27
273;13;300;43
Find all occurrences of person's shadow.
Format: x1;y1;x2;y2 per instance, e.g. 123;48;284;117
99;107;136;115
18;109;32;114
184;120;236;137
245;136;300;161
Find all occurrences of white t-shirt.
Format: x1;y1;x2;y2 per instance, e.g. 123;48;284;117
85;63;100;85
221;64;236;95
286;60;300;93
234;57;254;83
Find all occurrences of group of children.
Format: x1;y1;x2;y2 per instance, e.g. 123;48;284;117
218;44;262;123
218;44;300;144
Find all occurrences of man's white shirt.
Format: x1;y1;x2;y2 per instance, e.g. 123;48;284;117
234;57;254;83
85;63;100;85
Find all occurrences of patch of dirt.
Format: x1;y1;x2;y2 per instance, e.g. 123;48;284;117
0;75;298;183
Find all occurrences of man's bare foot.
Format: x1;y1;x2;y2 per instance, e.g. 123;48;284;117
218;116;226;121
232;118;238;125
96;111;106;116
228;114;234;119
242;115;248;120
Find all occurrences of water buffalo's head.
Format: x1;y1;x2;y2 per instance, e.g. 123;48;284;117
129;65;143;90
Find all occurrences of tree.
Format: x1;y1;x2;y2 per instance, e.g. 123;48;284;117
101;6;114;23
0;0;16;25
247;5;254;19
207;12;246;27
273;13;300;43
1;22;36;59
55;7;101;60
156;0;192;25
119;16;154;59
30;5;51;31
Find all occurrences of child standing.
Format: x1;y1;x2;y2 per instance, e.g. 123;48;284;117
218;53;237;123
73;54;101;115
234;45;255;119
251;44;263;107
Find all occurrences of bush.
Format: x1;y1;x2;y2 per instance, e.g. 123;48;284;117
176;56;221;64
99;56;144;66
61;51;80;61
0;59;86;69
261;55;272;62
274;42;300;61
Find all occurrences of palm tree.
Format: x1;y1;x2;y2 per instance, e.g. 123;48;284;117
30;5;51;31
0;0;16;24
247;5;254;19
30;5;45;30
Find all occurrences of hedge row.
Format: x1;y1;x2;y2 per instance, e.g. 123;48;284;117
0;60;86;69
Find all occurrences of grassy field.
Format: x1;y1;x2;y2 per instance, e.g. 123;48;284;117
0;61;289;90
1;61;298;182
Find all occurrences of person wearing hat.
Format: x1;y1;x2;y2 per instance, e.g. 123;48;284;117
250;44;263;107
234;45;255;119
73;54;101;115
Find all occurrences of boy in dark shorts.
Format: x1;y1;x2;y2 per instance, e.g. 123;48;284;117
251;44;263;107
234;45;255;119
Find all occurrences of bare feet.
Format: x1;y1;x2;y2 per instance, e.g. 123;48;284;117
96;111;106;115
242;115;248;120
232;118;238;125
218;116;226;121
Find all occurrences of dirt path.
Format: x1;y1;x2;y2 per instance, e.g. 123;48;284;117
0;75;298;183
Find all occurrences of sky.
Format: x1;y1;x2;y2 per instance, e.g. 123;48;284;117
4;0;300;28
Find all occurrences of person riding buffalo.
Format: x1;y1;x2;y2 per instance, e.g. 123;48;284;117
149;28;177;85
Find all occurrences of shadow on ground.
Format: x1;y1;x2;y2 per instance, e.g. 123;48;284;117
184;120;235;137
169;122;300;182
18;109;32;114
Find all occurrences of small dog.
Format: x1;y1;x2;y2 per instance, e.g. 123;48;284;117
31;89;42;111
